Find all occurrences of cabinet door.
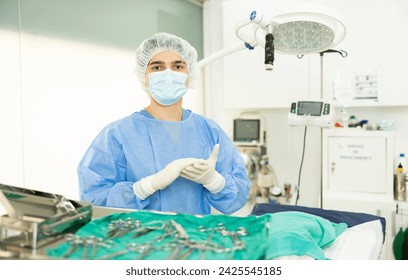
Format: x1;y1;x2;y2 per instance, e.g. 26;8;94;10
324;194;388;217
327;136;387;194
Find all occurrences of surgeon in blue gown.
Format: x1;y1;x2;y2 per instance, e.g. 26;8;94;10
77;32;251;215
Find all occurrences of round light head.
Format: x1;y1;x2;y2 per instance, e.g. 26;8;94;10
270;6;346;55
274;21;335;54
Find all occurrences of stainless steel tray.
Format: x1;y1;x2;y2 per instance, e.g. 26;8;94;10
0;184;92;251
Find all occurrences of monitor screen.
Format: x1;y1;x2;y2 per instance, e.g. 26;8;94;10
297;101;323;116
233;119;260;143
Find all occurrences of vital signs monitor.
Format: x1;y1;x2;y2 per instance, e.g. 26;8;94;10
288;101;334;128
233;114;265;146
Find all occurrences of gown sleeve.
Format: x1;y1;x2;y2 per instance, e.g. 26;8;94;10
77;125;150;209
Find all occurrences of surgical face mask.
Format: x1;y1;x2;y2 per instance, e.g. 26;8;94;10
148;69;188;106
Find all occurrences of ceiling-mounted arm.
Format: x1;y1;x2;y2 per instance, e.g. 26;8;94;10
197;43;247;69
197;10;266;69
235;10;277;71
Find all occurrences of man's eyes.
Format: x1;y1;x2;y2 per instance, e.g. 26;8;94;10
173;65;185;70
148;64;186;72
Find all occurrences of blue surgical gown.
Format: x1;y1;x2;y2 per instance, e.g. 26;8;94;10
77;109;251;215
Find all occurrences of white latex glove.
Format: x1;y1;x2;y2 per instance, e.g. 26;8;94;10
180;144;225;193
133;158;198;200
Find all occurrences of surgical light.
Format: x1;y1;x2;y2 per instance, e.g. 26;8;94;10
235;4;346;70
274;21;335;53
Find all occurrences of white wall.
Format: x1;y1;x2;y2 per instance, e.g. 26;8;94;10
0;30;24;187
0;33;147;199
203;0;408;207
0;0;203;201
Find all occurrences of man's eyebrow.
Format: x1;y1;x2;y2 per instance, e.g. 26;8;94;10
148;60;186;66
172;60;186;64
148;60;165;66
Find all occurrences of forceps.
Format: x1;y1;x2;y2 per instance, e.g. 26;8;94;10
62;233;84;258
97;242;140;260
131;220;165;238
220;226;248;247
135;241;154;260
82;236;114;259
165;220;194;260
107;218;142;238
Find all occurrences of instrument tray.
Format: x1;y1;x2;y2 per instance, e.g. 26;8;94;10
0;184;92;250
